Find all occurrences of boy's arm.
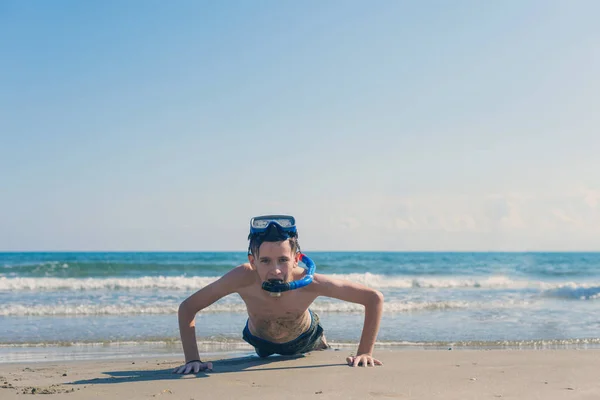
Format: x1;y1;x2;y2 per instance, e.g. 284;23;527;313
175;264;252;372
312;273;384;366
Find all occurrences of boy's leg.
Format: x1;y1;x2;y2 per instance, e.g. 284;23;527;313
315;333;330;350
255;347;275;358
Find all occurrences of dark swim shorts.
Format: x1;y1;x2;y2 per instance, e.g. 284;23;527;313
242;309;327;358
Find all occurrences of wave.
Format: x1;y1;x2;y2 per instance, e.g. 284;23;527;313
2;273;600;292
541;284;600;300
0;276;217;291
0;299;520;316
328;273;528;289
4;252;600;280
0;261;236;278
3;337;600;350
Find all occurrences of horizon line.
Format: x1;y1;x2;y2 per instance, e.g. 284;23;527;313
1;250;600;253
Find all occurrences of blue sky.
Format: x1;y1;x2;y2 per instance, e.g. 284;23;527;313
1;1;599;251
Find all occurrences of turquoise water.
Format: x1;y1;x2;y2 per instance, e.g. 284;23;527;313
2;252;600;362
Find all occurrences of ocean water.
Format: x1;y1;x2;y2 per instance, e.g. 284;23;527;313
2;252;600;363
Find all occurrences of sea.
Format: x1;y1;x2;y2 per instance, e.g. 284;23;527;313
1;252;600;364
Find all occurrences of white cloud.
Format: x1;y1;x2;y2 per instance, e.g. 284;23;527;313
314;189;600;250
582;189;600;209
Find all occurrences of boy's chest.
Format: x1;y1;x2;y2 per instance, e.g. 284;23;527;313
239;288;318;341
240;288;315;317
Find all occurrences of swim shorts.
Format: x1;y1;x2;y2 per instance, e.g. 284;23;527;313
242;309;327;358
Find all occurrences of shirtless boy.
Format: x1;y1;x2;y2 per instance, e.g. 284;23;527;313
174;215;384;373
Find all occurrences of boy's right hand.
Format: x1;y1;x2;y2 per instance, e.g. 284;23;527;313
173;360;213;374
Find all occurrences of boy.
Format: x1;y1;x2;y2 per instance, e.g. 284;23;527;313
174;215;384;374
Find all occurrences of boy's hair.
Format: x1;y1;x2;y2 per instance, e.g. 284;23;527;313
248;224;301;257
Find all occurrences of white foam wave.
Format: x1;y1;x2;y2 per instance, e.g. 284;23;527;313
3;338;600;350
0;276;219;291
315;300;483;313
0;299;514;316
541;283;600;300
2;274;599;292
0;303;235;316
328;273;527;289
324;273;600;292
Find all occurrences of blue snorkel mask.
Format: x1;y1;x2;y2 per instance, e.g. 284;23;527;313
248;215;316;297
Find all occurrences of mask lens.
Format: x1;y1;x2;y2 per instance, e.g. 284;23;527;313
252;220;270;229
273;218;293;228
251;216;295;230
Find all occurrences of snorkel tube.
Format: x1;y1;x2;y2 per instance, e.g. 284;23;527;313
262;253;316;296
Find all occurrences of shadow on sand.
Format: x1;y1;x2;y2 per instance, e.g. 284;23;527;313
68;353;343;385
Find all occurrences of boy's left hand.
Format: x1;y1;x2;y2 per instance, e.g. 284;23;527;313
346;354;383;367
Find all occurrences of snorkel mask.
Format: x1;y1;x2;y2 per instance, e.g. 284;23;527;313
248;215;316;297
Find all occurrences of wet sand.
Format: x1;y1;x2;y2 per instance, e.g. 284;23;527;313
1;349;598;399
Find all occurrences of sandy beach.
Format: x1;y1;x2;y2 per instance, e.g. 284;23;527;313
1;349;598;399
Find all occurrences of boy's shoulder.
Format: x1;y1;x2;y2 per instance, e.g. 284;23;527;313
222;262;257;290
304;272;343;293
236;262;254;272
311;272;338;284
227;262;255;278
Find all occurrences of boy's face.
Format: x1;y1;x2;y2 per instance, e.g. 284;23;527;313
248;240;298;283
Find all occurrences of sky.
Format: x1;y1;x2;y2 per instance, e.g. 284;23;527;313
1;0;599;251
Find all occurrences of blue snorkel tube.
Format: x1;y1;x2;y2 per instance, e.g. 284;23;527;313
261;253;316;295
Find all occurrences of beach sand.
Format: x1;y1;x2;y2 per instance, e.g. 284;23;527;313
0;349;598;399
